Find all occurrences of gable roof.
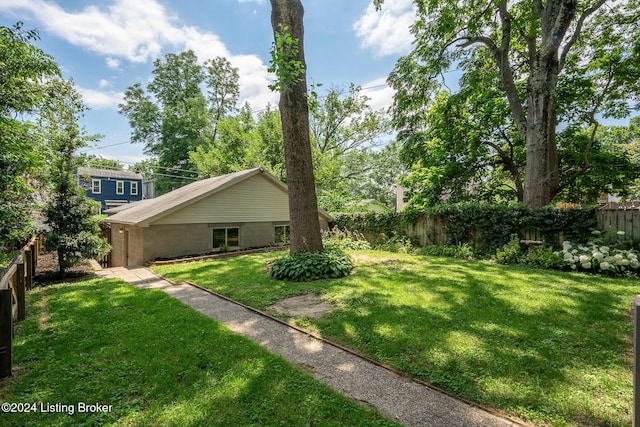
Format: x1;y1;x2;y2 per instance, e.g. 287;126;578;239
78;167;142;180
104;167;332;227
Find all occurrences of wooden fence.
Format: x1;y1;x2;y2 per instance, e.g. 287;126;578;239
597;208;640;242
385;215;550;249
0;235;42;378
344;207;640;250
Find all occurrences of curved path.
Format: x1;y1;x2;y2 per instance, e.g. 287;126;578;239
96;266;528;427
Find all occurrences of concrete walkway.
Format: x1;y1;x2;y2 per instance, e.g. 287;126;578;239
96;266;525;427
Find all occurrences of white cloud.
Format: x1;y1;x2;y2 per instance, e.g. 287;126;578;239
229;54;279;111
98;79;111;88
0;0;276;112
77;86;124;110
0;0;276;109
353;0;416;57
106;57;121;69
0;0;174;62
360;77;395;112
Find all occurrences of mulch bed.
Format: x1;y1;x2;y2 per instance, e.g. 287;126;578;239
34;251;94;284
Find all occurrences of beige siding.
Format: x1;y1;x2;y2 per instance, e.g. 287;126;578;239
153;174;290;225
127;227;145;266
144;224;213;262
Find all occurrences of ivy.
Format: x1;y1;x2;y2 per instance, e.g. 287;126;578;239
268;24;305;93
334;203;598;256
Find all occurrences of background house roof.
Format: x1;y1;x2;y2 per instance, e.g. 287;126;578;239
77;167;142;180
103;168;332;227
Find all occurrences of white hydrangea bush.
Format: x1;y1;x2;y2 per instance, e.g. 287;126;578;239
556;240;640;275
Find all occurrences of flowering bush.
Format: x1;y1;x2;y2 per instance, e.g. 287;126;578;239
556;240;640;275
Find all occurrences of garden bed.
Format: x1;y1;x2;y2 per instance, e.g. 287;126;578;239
33;251;94;284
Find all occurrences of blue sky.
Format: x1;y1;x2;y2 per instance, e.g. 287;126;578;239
0;0;415;165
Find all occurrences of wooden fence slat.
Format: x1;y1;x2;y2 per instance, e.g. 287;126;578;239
596;209;640;242
24;248;33;291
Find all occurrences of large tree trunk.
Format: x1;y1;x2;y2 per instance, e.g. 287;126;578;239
519;0;577;209
270;0;323;254
523;56;560;209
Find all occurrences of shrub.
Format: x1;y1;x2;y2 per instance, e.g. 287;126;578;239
495;235;523;264
268;247;354;281
528;246;565;269
556;241;640;275
414;244;475;259
321;227;371;250
376;234;415;253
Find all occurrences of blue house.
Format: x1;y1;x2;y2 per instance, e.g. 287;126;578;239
77;167;144;213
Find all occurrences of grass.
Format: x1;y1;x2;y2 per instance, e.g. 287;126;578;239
0;277;399;427
153;249;639;426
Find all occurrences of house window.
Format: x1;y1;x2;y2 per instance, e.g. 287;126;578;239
131;181;138;196
213;227;239;249
275;225;290;245
92;179;101;194
116;181;124;195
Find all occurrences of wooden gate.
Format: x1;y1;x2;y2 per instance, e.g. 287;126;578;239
99;223;112;268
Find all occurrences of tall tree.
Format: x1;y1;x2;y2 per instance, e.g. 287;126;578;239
380;0;640;209
205;57;240;142
119;52;240;194
308;84;391;202
270;0;323;254
309;84;389;156
0;23;59;248
40;79;110;275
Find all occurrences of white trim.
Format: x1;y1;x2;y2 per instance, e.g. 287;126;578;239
92;179;101;194
130;181;139;196
116;180;125;195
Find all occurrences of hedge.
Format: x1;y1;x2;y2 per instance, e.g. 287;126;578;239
333;203;598;256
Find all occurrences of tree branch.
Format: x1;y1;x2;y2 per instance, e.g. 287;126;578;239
559;0;607;70
455;36;497;50
496;2;528;141
534;0;544;17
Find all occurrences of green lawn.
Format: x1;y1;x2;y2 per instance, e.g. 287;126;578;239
154;250;639;426
0;277;399;427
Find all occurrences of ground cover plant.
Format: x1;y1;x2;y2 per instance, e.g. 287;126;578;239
154;250;638;426
0;250;17;272
0;277;399;427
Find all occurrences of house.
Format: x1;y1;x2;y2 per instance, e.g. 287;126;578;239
102;168;333;267
77;167;144;213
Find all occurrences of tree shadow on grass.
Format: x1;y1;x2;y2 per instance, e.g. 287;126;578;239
4;278;398;427
309;257;635;426
151;252;636;425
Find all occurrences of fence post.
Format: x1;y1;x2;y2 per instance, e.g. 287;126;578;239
24;248;33;290
0;288;12;378
16;260;25;321
635;295;640;427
